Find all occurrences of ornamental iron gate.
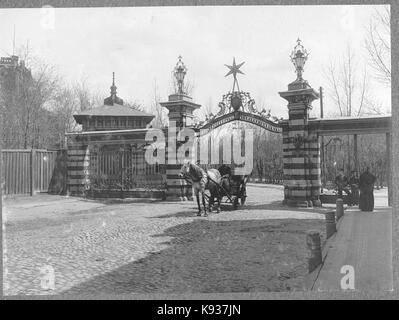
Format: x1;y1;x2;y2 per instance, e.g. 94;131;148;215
88;147;166;192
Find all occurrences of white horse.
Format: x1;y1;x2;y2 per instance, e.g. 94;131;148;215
180;162;222;216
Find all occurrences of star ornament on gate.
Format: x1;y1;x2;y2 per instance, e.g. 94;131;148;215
225;57;245;92
225;57;245;79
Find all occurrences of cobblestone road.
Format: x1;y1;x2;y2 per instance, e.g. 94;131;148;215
3;184;328;296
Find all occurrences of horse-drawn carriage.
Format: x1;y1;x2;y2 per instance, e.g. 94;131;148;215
180;162;249;215
217;164;248;209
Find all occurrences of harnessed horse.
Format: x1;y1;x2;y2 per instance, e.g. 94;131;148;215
180;162;222;216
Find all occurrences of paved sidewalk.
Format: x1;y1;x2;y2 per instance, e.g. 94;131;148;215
312;207;393;292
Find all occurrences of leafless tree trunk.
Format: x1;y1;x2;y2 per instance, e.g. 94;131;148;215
150;79;167;128
252;127;282;182
73;77;100;112
199;96;215;120
324;45;369;117
322;44;388;181
365;6;391;85
1;45;105;149
16;60;59;148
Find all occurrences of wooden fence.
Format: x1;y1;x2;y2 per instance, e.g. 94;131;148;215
1;149;59;195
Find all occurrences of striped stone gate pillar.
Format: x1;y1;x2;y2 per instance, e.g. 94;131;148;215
279;81;321;207
160;93;201;201
66;134;90;196
164;126;186;201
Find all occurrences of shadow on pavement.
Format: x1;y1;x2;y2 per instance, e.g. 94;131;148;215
152;200;329;219
151;203;243;219
60;218;325;296
242;202;329;214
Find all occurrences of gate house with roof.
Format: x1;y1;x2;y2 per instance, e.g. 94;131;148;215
66;73;165;197
66;40;392;207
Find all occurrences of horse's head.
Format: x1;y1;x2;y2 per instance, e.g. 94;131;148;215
180;162;192;180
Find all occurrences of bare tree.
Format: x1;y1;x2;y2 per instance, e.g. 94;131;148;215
322;42;390;180
323;46;373;174
0;46;104;149
0;83;7;149
73;77;101;112
199;96;215;120
252;126;283;183
324;45;370;117
149;79;167;128
365;6;391;85
16;57;60;148
51;85;80;147
125;100;144;112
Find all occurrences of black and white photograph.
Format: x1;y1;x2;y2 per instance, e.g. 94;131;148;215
0;2;395;300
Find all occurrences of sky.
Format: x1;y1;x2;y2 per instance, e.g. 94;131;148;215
0;5;391;120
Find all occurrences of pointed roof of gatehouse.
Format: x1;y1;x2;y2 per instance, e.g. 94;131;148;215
104;72;124;106
73;72;154;125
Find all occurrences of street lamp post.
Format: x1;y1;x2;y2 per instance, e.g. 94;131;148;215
290;38;309;82
174;55;187;95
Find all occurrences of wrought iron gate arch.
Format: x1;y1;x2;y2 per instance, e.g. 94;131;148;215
196;90;283;135
192;86;284;182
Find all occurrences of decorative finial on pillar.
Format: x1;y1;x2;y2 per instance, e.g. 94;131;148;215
290;38;309;81
174;55;187;94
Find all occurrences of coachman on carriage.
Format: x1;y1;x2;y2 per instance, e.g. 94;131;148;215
218;164;248;209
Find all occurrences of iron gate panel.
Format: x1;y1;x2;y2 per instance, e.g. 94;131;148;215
88;148;166;191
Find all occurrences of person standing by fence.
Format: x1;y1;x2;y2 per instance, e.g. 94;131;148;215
348;170;360;206
359;167;376;212
335;169;350;199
